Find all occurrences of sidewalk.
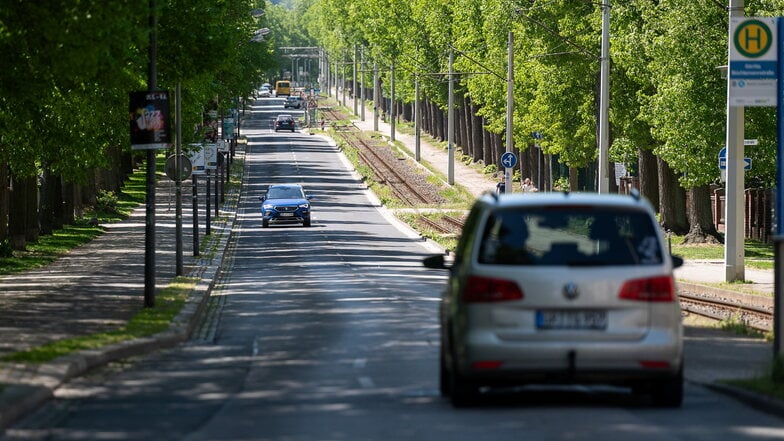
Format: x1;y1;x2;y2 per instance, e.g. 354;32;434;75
0;96;780;431
0;145;242;429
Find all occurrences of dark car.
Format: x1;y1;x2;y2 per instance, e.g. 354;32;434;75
424;191;684;408
259;184;312;228
274;114;296;132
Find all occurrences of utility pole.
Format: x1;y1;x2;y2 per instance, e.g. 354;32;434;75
353;44;358;116
360;47;366;121
144;0;158;308
448;49;455;185
725;0;746;282
597;0;611;194
505;31;514;194
391;60;396;142
373;62;379;132
175;84;183;276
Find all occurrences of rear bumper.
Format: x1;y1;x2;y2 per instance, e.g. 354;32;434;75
455;331;682;385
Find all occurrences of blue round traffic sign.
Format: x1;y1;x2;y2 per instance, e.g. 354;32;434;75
501;152;518;169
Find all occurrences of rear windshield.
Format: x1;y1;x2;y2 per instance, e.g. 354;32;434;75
477;207;663;266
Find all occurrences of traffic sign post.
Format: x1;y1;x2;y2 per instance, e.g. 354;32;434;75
775;16;784;359
501;152;517;194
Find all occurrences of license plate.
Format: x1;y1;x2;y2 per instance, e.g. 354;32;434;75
279;212;294;217
536;310;607;330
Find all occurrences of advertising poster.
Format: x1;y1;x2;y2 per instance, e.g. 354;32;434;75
129;91;171;149
186;144;206;175
204;143;218;170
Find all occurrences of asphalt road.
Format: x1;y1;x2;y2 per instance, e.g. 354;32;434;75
3;100;784;441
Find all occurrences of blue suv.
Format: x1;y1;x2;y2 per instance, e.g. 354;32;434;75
260;184;312;228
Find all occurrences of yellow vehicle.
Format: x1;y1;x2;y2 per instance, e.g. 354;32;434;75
275;80;291;96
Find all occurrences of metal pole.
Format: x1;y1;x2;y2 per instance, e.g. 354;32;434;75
175;83;183;276
448;49;455;186
206;170;211;235
342;52;347;107
725;0;746;282
373;62;379;132
144;0;157;307
505;32;513;194
192;175;199;256
415;75;421;162
598;0;611;194
353;44;358;116
773;16;783;358
361;47;366;121
391;60;396;142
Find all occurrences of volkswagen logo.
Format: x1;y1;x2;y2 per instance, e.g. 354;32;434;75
563;282;579;300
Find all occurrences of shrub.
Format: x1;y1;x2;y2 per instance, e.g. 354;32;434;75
95;190;119;214
0;239;12;258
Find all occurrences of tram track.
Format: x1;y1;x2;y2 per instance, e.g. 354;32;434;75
678;289;773;333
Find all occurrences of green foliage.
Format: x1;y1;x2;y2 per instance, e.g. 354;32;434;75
95;190;119;215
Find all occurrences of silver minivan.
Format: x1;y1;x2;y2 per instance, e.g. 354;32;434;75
424;191;684;407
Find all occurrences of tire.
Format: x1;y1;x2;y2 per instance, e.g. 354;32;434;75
450;370;479;408
439;345;451;397
650;367;684;408
303;218;311;227
262;219;269;228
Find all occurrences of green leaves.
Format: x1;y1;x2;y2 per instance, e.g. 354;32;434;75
0;0;268;180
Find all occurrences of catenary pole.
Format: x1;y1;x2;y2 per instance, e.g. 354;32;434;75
597;0;611;194
725;0;746;282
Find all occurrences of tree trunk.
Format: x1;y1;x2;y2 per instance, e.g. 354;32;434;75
0;163;8;242
638;147;659;212
62;180;75;225
472;106;483;166
24;176;39;243
683;185;722;244
39;167;57;235
657;157;688;235
569;167;579;191
9;175;27;250
482;119;492;166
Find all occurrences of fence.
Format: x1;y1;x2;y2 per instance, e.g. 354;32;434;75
711;187;772;243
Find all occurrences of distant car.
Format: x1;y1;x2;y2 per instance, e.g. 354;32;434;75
424;191;684;408
259;184;312;228
274;114;296;132
259;87;271;98
284;96;303;109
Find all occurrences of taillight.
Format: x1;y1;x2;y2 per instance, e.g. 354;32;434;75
463;275;524;303
618;276;675;302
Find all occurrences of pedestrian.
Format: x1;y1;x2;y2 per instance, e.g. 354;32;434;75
521;177;538;193
320;118;326;131
496;178;506;194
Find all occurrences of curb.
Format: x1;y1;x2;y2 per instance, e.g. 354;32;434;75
699;381;784;419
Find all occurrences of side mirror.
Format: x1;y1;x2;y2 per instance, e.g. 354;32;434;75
306;195;313;200
259;195;266;202
423;254;448;269
671;255;684;269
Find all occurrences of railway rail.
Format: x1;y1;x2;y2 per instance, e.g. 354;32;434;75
679;290;773;333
